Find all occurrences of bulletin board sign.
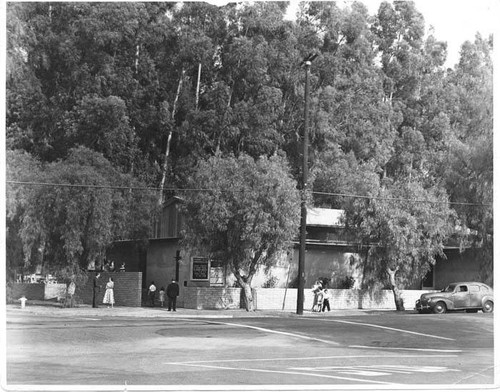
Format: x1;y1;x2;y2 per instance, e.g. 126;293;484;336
191;257;209;281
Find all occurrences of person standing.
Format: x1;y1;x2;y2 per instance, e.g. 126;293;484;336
65;280;76;308
159;287;165;307
322;288;331;312
148;281;157;307
166;279;179;311
103;277;115;308
92;273;101;308
311;280;323;312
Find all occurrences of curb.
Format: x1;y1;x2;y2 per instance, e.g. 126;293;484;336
5;303;409;319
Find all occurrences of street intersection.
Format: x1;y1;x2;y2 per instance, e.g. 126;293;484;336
3;305;495;390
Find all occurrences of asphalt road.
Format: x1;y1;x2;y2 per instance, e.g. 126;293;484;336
4;310;495;389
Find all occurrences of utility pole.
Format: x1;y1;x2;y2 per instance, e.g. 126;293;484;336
297;53;317;315
175;250;181;282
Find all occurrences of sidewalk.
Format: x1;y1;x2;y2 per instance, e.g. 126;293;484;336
5;300;406;318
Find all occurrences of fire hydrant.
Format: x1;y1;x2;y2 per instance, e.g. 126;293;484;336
19;296;27;309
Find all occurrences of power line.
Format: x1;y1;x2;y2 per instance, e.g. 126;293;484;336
6;180;491;207
6;180;207;193
311;191;491;207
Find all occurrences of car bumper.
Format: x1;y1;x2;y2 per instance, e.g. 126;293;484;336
415;300;432;312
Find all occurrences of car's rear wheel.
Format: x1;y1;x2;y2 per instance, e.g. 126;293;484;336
433;301;446;314
482;300;494;313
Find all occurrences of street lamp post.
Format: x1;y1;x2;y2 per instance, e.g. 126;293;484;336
297;54;317;315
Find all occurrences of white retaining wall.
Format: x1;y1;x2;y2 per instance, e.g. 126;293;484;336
183;287;242;310
44;283;67;300
254;288;430;311
181;287;432;310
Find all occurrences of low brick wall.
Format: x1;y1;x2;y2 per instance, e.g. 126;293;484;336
8;283;45;301
8;273;143;307
8;281;430;310
78;272;142;307
254;288;430;311
183;287;242;310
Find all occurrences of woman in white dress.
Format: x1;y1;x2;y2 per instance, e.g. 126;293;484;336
103;277;115;308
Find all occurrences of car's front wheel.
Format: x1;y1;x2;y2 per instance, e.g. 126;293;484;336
433;301;447;314
482;300;494;313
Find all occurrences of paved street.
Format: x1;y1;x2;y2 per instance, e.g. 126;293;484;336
3;305;495;390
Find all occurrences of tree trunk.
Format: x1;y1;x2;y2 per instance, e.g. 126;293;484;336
195;63;201;111
387;267;405;311
158;69;185;206
233;270;254;312
242;282;253;311
134;44;140;74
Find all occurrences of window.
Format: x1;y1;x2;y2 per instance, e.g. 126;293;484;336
470;285;480;292
459;285;468;292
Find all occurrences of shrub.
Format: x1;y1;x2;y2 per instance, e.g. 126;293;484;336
262;275;278;288
340;276;355;289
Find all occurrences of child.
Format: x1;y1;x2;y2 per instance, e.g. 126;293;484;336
159;287;165;307
322;288;331;312
315;289;324;312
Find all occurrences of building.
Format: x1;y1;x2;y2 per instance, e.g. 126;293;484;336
107;197;487;304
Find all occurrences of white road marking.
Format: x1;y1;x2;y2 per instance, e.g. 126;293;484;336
170;362;398;385
186;319;341;346
75;317;101;321
165;354;456;365
349;345;462;353
315;318;455;341
452;365;496;384
289;365;460;377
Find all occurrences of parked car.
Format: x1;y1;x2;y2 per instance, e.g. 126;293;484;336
415;282;494;314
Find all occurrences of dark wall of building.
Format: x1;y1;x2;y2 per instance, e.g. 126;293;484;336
435;248;483;289
307;227;351;244
78;272;142;307
106;241;147;273
146;238;181;289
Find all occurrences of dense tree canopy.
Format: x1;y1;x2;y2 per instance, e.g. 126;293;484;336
7;147;157;279
182;153;301;309
6;2;493;299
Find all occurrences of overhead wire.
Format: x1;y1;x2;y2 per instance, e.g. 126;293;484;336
6;180;491;208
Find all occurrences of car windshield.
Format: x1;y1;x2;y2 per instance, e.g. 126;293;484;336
442;284;456;292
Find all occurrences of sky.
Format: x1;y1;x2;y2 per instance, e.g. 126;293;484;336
391;0;496;67
285;0;497;67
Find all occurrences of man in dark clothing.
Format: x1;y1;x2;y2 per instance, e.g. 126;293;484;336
166;279;180;311
92;273;101;308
